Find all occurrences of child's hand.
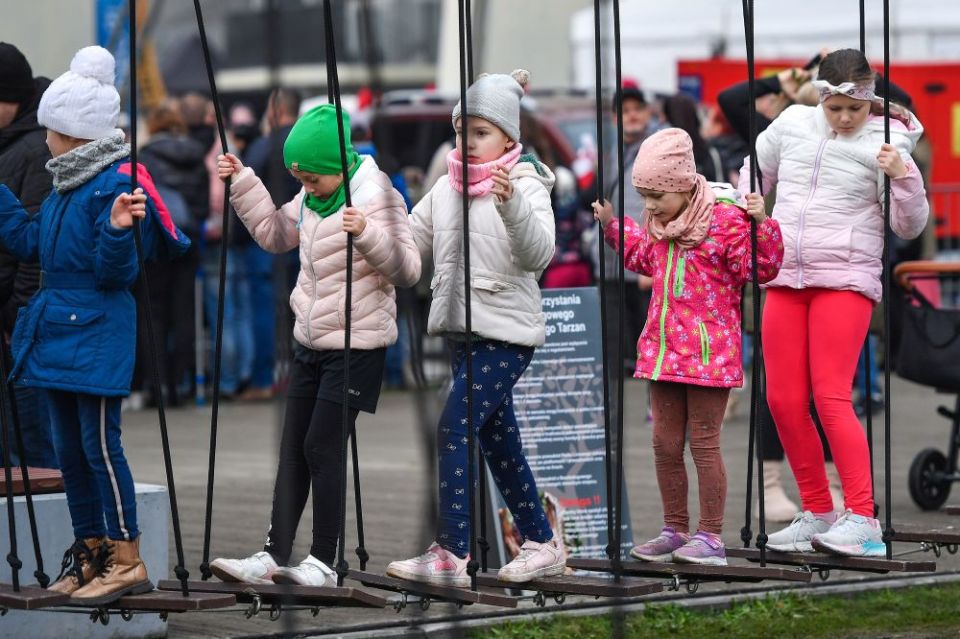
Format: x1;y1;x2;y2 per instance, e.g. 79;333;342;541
591;199;614;228
877;143;907;179
110;188;147;229
745;193;767;223
217;153;244;181
491;167;513;204
342;207;366;237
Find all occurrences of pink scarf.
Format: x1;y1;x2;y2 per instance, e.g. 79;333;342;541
446;144;523;196
646;174;716;250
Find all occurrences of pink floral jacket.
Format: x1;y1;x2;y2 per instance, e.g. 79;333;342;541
604;202;783;388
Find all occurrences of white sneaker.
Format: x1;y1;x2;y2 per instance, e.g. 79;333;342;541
210;551;278;584
497;538;566;583
271;555;337;587
812;510;887;557
766;511;833;553
386;543;470;587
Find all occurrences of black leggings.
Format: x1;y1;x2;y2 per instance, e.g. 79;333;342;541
759;392;832;462
263;396;358;566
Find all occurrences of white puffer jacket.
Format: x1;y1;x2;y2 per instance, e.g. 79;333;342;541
411;160;556;347
230;156;421;350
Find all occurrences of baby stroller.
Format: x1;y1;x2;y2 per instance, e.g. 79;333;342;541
895;260;960;510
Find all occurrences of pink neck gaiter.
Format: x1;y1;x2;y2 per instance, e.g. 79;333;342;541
446;144;523;196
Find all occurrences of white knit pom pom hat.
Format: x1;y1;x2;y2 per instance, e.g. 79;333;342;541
38;46;121;140
452;69;529;142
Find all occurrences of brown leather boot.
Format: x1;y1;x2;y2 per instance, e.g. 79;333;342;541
48;537;105;595
70;537;153;605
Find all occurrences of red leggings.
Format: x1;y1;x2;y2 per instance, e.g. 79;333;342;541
762;288;874;517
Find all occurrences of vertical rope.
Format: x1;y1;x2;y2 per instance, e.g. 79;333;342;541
457;0;479;592
860;0;867;54
0;369;19;591
592;0;617;572
194;0;233;582
130;0;190;594
881;0;895;560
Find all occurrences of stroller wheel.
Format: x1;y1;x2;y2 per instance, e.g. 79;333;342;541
909;448;952;510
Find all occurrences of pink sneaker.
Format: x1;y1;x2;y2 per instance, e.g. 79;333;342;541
497;538;566;583
386;543;470;587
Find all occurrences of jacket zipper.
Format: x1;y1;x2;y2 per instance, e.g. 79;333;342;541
306;210;322;343
651;241;675;380
673;252;686;298
698;322;711;366
795;140;828;287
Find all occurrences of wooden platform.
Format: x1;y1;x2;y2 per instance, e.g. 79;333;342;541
158;579;388;608
0;467;63;496
726;547;938;574
0;584;68;610
567;557;812;583
474;571;663;598
115;590;236;611
892;523;960;546
946;506;960;516
348;570;518;608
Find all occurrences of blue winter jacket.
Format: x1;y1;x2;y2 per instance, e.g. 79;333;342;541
0;159;190;396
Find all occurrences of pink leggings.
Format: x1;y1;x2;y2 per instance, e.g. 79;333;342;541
762;288;874;516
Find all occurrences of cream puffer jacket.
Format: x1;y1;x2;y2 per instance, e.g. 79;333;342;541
411;160;556;347
229;156;421;350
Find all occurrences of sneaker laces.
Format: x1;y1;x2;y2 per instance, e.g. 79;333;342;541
512;541;543;563
784;511;815;546
56;539;95;586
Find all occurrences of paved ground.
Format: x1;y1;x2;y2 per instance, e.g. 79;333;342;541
115;375;960;638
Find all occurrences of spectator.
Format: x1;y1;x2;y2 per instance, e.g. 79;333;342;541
662;93;722;182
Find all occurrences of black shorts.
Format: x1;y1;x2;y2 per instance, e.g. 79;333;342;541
286;344;386;413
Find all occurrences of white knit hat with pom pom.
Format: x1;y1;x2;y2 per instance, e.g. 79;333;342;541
38;46;121;140
452;69;529;142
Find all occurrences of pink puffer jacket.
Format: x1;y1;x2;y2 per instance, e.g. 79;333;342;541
741;105;929;303
230;156;421;350
605;200;783;388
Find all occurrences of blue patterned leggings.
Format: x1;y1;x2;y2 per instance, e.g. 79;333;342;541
436;339;553;558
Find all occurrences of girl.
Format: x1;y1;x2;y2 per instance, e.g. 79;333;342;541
749;49;929;557
0;46;190;604
386;69;565;585
210;104;421;586
593;128;782;565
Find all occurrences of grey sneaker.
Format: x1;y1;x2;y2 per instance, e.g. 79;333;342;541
812;510;886;557
766;511;833;553
672;532;727;566
630;527;689;562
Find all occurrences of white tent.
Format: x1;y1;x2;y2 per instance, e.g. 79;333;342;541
570;0;960;93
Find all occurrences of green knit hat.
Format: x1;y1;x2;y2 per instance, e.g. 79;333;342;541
283;104;356;175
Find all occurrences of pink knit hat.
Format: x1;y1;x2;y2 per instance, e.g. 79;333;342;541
631;128;697;193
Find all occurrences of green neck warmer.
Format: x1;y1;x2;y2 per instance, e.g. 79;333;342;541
303;152;361;218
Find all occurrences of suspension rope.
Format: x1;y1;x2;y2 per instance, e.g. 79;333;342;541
457;0;480;592
1;367;20;591
194;0;234;582
740;0;768;565
0;339;48;587
881;0;895;560
860;0;867;53
592;0;617;574
130;0;190;595
322;0;361;586
611;0;626;583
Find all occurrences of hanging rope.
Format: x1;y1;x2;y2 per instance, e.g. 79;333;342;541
1;379;20;592
610;0;626;583
456;0;480;592
0;340;48;587
592;0;618;575
321;0;361;587
129;0;190;595
860;0;867;53
740;0;768;565
194;0;234;582
881;0;895;560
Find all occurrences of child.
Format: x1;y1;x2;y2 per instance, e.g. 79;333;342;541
592;128;783;565
386;69;565;585
210;104;420;586
0;46;190;604
748;49;929;557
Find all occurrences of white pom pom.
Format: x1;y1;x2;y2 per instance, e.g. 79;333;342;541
70;46;115;85
511;69;530;88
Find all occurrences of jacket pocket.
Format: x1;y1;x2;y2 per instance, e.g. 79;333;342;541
37;305;105;370
698;321;711;366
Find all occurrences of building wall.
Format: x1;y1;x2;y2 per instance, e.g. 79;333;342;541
0;0;95;79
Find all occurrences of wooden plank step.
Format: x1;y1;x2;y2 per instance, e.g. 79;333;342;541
726;547;937;573
157;579;387;608
0;467;63;496
116;590;236;611
348;570;518;608
0;584;69;610
567;557;812;583
945;506;960;516
892;523;960;546
474;572;663;598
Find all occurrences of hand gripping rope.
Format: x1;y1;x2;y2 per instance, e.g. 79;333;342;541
129;0;190;595
592;0;620;579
